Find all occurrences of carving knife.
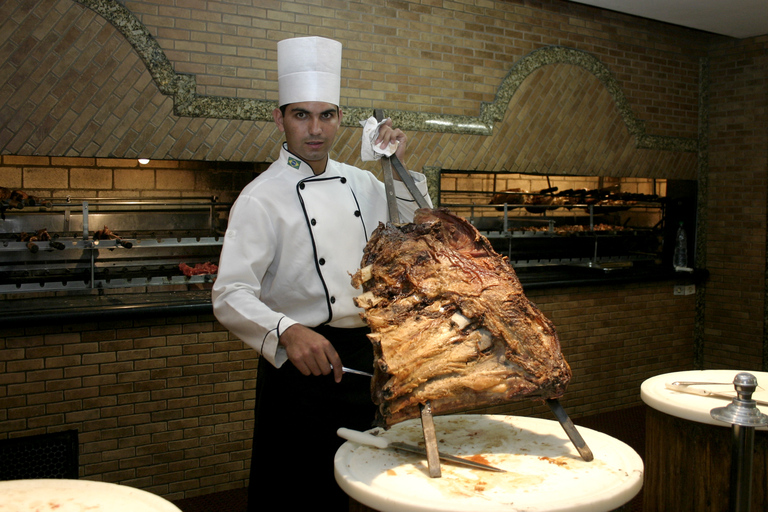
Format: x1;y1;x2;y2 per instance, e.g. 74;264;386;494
337;428;507;472
341;366;373;378
330;365;373;377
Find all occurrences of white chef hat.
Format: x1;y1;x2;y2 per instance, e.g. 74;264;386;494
277;36;342;107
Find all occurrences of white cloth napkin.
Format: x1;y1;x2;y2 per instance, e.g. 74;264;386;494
360;116;399;162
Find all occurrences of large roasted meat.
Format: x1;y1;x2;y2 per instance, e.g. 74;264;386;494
351;208;571;428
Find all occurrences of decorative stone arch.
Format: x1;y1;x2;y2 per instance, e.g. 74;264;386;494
75;0;697;154
479;46;697;152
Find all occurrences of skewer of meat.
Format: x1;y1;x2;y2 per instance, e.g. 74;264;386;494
1;188;52;219
0;188;48;209
179;262;219;277
93;225;133;248
18;232;39;253
17;228;66;252
37;228;65;250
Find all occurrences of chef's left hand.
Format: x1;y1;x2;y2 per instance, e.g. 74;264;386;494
375;119;407;165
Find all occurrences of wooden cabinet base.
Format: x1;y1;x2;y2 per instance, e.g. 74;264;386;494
643;406;768;511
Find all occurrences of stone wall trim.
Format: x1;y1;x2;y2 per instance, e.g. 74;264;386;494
75;0;697;152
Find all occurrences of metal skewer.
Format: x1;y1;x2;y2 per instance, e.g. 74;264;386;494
671;381;733;386
665;382;768;407
546;399;594;462
419;401;442;478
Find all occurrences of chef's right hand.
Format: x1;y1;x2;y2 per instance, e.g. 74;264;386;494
279;324;343;383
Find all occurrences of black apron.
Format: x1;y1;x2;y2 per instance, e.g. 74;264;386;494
247;325;376;511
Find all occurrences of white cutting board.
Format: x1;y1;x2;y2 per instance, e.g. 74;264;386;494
334;414;643;512
641;369;768;429
0;479;182;512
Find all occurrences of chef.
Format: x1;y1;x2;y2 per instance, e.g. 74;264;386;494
211;36;432;510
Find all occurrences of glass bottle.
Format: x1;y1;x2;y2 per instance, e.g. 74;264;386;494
673;221;688;269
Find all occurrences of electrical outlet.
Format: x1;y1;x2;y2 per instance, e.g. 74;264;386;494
674;284;696;296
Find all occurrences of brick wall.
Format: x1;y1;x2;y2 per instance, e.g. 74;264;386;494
703;36;768;369
532;282;696;409
0;155;257;204
482;281;696;419
1;0;705;178
122;0;707;135
0;313;258;499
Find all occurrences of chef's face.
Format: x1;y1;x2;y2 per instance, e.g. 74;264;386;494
273;101;343;175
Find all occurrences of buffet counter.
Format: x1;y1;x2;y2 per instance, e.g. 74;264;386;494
2;290;213;327
2;265;706;327
516;265;706;290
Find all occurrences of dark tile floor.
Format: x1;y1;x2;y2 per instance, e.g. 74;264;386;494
173;406;647;512
173;488;248;512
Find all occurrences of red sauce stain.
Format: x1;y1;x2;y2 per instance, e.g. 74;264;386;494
538;456;568;467
465;454;492;466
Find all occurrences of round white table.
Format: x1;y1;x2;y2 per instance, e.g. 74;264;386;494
0;479;182;512
641;368;768;429
640;369;768;511
334;414;643;512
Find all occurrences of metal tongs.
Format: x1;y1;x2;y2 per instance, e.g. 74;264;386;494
665;381;768;407
373;109;430;224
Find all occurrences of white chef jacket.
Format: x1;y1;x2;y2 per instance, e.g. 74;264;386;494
212;144;432;368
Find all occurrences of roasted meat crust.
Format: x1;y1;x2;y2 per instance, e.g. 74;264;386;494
352;208;571;428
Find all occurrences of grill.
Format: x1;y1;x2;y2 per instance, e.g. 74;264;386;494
436;171;694;272
0;196;229;294
449;201;666;270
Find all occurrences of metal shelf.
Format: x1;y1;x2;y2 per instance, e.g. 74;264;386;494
0;197;227;294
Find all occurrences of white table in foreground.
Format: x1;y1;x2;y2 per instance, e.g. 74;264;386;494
0;479;182;512
334;414;643;512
